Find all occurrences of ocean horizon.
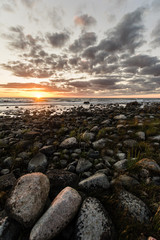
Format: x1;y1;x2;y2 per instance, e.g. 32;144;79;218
0;97;160;117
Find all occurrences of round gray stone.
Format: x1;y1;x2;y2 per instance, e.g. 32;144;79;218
79;173;110;191
6;173;50;227
28;152;48;172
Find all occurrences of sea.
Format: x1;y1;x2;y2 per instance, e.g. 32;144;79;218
0;97;160;117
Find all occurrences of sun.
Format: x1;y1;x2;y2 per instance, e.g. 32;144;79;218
34;92;42;99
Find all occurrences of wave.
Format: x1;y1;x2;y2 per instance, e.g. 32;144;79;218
0;97;160;107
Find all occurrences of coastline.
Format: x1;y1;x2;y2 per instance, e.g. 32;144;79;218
0;101;160;239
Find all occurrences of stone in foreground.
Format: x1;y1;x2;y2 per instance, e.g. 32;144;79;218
74;197;115;240
30;187;82;240
79;173;110;191
118;190;150;224
6;173;50;228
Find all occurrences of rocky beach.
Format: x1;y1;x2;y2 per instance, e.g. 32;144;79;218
0;101;160;240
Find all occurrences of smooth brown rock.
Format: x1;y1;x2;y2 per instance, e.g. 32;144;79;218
136;158;160;173
29;187;82;240
6;173;50;228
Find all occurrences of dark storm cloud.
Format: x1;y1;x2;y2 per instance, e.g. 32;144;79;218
98;7;145;54
122;55;159;68
68;77;121;91
123;66;138;74
69;57;80;65
68;81;91;88
69;32;97;53
74;14;96;27
129;77;160;92
91;78;119;87
92;64;119;75
39;50;48;57
150;20;160;48
82;46;98;59
80;8;145;72
141;64;160;76
47;32;70;48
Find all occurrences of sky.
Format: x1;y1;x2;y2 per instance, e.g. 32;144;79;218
0;0;160;98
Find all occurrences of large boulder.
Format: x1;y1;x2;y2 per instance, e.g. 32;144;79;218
60;137;77;149
74;197;115;240
30;187;82;240
6;173;50;228
118;190;150;224
28;152;48;172
79;173;110;191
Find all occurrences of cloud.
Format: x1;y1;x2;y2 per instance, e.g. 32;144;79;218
1;62;53;78
49;7;64;29
47;32;70;48
151;0;160;11
0;82;68;93
69;32;97;53
3;26;44;54
69;57;80;65
0;82;46;89
150;20;160;48
5;26;28;50
122;54;159;68
21;0;38;8
2;3;14;12
98;7;145;54
74;14;96;27
123;66;138;74
141;64;160;76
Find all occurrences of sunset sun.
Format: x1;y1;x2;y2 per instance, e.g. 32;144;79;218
35;93;42;99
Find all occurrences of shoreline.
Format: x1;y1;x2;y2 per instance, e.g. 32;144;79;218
0;102;160;239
